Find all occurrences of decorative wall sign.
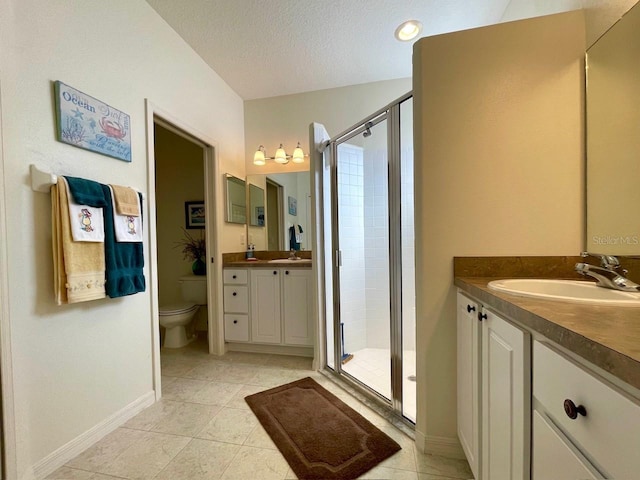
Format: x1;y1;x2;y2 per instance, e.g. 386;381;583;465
54;81;132;162
288;196;297;216
185;201;205;229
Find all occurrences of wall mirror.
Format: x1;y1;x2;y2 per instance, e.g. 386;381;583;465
246;172;311;251
224;173;247;224
248;183;265;227
586;1;640;255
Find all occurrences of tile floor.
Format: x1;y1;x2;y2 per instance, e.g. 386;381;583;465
342;348;417;423
47;338;472;480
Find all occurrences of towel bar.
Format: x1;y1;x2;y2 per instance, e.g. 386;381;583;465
30;164;57;193
29;164;144;198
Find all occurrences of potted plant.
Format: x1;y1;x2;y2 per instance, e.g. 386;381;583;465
175;228;206;275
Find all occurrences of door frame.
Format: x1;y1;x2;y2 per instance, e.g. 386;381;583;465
0;75;18;480
145;100;224;401
324;91;414;424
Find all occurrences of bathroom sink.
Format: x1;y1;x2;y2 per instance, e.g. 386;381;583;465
487;279;640;307
267;258;312;263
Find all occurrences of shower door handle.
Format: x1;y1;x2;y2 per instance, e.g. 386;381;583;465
335;250;342;267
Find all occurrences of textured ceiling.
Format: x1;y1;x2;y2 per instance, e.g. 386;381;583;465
145;0;632;100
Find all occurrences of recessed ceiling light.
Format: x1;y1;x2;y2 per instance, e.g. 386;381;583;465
395;20;423;42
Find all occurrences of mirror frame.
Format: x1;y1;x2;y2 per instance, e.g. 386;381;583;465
224;173;247;224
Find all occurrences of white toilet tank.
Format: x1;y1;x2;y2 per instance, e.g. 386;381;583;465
179;275;207;304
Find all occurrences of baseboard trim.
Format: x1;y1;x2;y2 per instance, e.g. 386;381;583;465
226;342;314;357
30;390;155;479
414;430;466;459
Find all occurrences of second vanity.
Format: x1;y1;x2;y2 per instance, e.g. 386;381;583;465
454;257;640;480
222;252;314;356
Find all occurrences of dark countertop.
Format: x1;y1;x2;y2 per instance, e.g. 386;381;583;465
222;250;312;268
455;276;640;391
224;259;312;268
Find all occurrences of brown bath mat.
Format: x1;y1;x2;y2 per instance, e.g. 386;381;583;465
245;376;401;479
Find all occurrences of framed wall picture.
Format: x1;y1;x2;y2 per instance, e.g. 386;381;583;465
54;81;132;162
288;196;297;216
185;201;205;229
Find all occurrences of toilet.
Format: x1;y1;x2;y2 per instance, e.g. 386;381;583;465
159;275;207;348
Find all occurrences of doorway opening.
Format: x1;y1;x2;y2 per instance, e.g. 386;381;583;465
266;178;283;251
145;102;222;399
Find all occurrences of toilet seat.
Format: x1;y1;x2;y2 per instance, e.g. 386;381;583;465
159;303;198;316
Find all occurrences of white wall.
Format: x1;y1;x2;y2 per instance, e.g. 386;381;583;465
244;78;412;175
413;11;585;453
0;0;245;477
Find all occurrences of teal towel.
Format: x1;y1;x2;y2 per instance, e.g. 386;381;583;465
65;176;145;298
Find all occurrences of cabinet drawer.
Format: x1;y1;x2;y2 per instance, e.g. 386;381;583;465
223;286;249;313
533;340;640;479
224;269;248;284
224;314;249;342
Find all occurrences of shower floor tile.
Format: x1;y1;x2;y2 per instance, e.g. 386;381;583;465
342;348;416;422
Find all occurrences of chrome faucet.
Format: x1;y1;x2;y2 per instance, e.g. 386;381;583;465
575;252;640;292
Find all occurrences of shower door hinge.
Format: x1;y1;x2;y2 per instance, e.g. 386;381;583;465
336;250;342;267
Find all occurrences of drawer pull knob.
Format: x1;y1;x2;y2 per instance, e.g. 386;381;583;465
232;275;237;279
564;399;587;419
233;320;238;324
232;292;237;296
285;270;289;275
273;271;277;275
478;312;487;321
467;304;476;313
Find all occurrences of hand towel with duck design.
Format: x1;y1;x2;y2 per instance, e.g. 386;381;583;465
65;176;145;298
52;177;106;304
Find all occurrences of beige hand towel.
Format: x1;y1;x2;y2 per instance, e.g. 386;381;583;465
52;178;106;304
110;184;140;217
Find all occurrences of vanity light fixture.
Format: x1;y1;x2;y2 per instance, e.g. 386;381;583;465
394;20;422;42
253;142;307;166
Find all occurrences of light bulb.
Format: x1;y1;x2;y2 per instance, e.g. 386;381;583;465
395;20;422;42
253;146;266;166
292;142;305;163
274;144;288;164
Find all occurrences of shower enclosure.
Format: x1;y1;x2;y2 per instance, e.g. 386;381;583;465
313;92;416;423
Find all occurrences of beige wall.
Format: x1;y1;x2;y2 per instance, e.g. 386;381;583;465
0;0;245;476
413;11;585;452
155;125;205;305
244;78;412;175
501;0;637;47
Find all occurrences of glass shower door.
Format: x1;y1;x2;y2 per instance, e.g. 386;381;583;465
336;118;392;400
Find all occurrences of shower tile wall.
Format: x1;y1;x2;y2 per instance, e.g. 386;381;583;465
337;144;366;354
364;151;390;349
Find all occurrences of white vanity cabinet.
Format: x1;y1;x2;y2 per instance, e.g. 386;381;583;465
532;340;640;479
457;287;640;480
456;292;481;479
282;269;314;346
250;269;282;344
223;269;250;342
250;268;314;346
481;307;530;480
223;267;313;348
456;291;530;480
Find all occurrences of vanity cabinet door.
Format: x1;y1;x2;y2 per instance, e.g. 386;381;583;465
532;410;600;480
250;269;282;344
481;308;530;480
282;269;313;346
456;291;481;479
